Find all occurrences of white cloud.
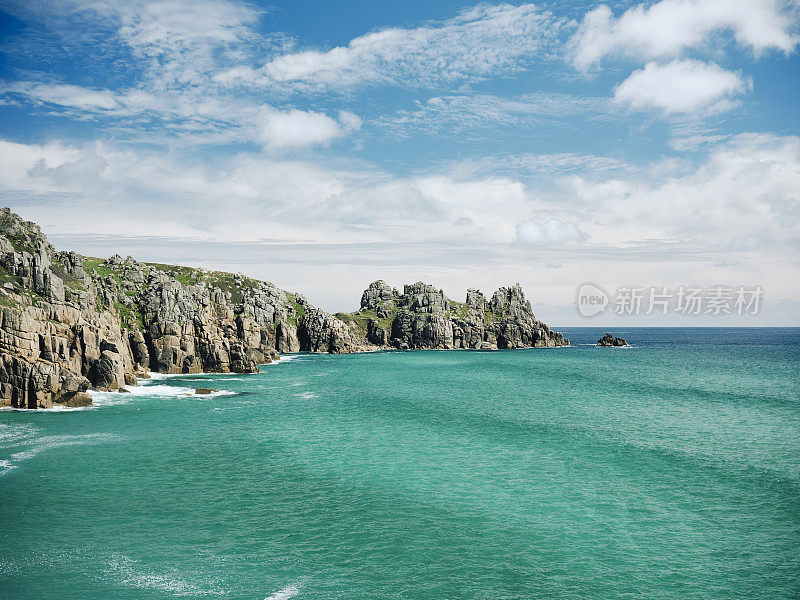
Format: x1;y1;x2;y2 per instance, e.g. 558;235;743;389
2;133;799;320
6;83;120;111
0;0;277;146
258;108;362;149
614;59;751;114
446;153;629;179
4;81;366;150
4;0;266;87
563;133;800;249
0;140;83;189
570;0;799;70
381;93;614;136
99;0;263;87
229;4;564;91
669;133;732;151
4;133;796;256
0;138;533;246
516;219;588;246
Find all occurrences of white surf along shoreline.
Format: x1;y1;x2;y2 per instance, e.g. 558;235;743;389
0;354;305;413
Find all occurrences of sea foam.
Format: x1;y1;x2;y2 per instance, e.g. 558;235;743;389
264;584;301;600
105;554;227;597
0;426;117;476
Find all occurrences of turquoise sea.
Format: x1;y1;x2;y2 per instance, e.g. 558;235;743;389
1;328;799;599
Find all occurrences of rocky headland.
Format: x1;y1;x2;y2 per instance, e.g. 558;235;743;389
337;280;567;351
0;208;568;409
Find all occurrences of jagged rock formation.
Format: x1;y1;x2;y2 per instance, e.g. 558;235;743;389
597;333;628;347
0;209;567;410
337;280;568;351
0;208;364;409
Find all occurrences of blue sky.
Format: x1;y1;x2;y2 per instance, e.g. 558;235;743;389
0;0;798;324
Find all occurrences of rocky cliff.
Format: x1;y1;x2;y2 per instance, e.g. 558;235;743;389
0;208;370;409
0;208;567;409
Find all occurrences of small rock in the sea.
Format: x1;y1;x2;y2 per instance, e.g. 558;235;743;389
118;388;130;393
195;388;218;395
137;372;151;380
597;333;628;347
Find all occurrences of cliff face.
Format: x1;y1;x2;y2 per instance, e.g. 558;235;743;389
337;280;568;350
0;208;568;410
0;208;365;409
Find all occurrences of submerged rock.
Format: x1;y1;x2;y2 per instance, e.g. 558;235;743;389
194;388;218;395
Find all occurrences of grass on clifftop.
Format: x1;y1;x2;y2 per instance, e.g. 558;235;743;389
146;263;262;304
50;259;85;292
83;257;122;283
80;256;310;330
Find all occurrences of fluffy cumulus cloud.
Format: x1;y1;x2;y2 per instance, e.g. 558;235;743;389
516;219;588;246
614;59;751;114
570;0;799;69
258;108;361;149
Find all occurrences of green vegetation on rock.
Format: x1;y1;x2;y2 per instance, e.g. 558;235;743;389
284;293;306;326
114;301;144;330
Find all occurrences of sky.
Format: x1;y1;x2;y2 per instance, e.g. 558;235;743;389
0;0;798;325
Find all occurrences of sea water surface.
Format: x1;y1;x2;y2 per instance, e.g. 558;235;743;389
1;328;799;599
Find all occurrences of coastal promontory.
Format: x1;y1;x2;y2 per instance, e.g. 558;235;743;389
0;208;567;409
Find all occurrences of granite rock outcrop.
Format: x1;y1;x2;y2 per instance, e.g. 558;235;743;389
338;280;568;351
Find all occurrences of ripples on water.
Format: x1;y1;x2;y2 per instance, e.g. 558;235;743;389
1;328;799;599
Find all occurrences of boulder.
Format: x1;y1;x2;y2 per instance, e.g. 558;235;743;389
88;350;126;391
65;391;92;407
